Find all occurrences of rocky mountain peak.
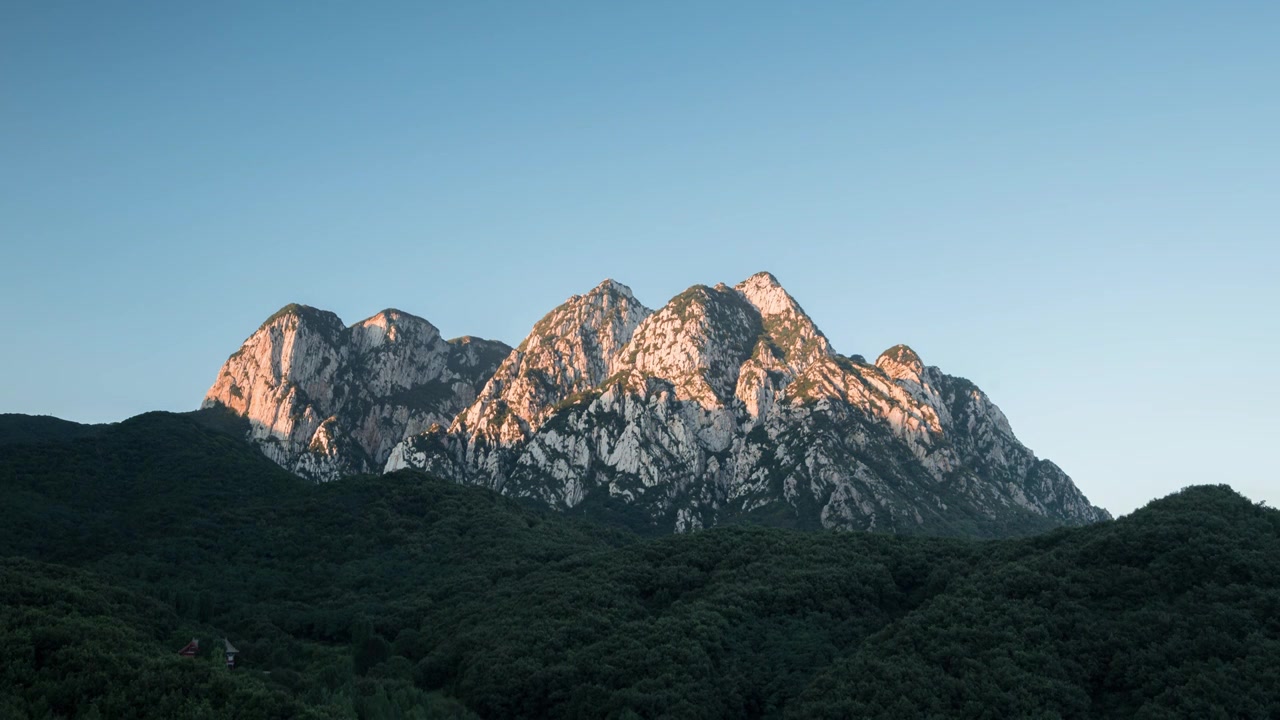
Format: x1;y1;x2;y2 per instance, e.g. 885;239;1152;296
521;280;650;353
453;280;652;443
876;344;925;382
734;271;791;316
618;283;762;409
351;309;441;350
204;304;508;481
209;276;1107;537
256;303;346;339
552;279;639;319
745;270;781;283
385;273;1108;534
358;308;428;328
591;278;635;300
734;272;833;375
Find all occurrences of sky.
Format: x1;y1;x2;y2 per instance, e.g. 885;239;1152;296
2;1;1277;516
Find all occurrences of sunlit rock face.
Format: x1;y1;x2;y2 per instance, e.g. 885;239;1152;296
386;272;1110;533
447;279;653;448
203;305;509;481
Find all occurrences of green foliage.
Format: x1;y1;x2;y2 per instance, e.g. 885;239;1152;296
0;414;104;446
787;486;1280;719
2;413;1279;718
0;558;325;719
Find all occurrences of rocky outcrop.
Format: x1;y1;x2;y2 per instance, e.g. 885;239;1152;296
449;279;652;448
203;304;509;481
386;273;1109;534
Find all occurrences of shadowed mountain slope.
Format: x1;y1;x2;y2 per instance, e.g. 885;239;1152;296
1;414;1274;718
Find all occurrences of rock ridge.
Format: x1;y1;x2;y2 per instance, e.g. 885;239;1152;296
203;276;1108;534
203;304;509;480
380;273;1109;534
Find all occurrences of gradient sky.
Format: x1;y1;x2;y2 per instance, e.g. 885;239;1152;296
2;2;1277;516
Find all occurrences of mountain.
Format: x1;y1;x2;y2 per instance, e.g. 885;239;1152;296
385;272;1108;535
206;273;1106;534
1;414;1276;718
0;411;614;719
202;304;510;481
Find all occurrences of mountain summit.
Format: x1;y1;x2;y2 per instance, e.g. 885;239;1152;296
202;304;510;480
207;273;1108;534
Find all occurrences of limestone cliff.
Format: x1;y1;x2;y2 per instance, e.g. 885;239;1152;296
384;273;1109;533
203;304;509;480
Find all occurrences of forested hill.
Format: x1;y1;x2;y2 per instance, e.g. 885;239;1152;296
0;414;104;446
2;412;1278;719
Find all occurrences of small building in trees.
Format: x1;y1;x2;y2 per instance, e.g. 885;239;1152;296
224;639;239;669
177;639;199;657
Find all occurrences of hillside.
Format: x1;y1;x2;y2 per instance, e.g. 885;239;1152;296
0;414;104;446
2;414;1277;718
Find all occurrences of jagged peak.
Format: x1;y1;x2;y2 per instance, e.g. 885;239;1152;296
559;278;638;307
354;308;436;330
734;271;801;318
876;344;924;374
662;282;747;315
446;335;514;376
536;279;648;329
614;283;766;409
256;303;345;335
743;270;782;286
729;272;833;369
590;278;636;299
448;335;511;349
349;309;441;348
263;302;330;323
624;283;763;351
522;279;652;353
626;282;768;345
631;279;830;364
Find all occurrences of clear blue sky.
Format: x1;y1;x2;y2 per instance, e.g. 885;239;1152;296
2;1;1277;515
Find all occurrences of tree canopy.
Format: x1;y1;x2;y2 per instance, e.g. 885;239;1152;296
2;412;1277;718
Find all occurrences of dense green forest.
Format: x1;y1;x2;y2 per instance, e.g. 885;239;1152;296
2;412;1278;718
0;414;104;446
